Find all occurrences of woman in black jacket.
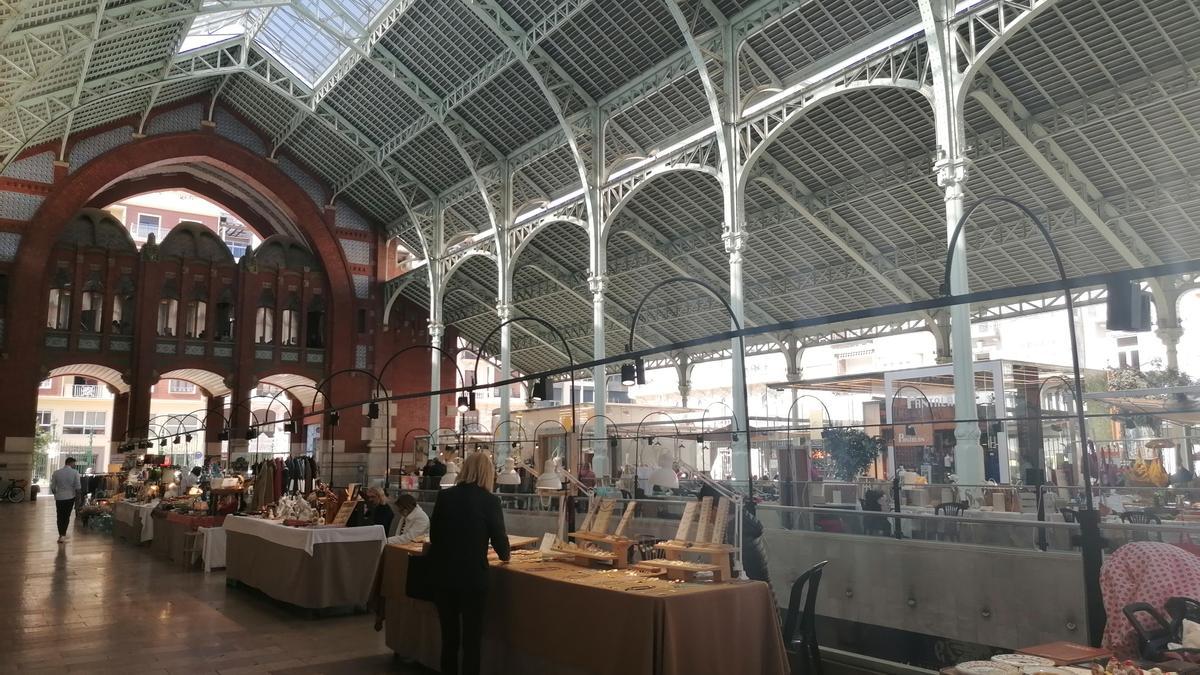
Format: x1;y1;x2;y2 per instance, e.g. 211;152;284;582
428;452;510;675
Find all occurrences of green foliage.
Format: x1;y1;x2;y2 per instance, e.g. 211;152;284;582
822;428;885;481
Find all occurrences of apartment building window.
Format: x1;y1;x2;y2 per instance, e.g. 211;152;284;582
62;411;105;435
35;411;52;433
39;379;53;391
168;379;196;394
1118;336;1140;370
135;213;161;240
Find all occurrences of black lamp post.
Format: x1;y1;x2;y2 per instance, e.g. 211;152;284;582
943;195;1103;646
624;277;753;501
470;316;577;469
634;411;680;497
578;414;622;481
378;344;474;488
315;368;386;488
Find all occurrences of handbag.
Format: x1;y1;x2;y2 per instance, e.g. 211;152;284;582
405;554;436;602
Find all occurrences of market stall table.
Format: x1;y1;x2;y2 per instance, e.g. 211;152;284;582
152;512;226;564
112;501;158;544
377;545;788;675
196;526;226;572
224;516;385;610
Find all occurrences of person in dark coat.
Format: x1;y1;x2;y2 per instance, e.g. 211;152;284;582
348;487;394;531
428;452;510;675
698;484;771;585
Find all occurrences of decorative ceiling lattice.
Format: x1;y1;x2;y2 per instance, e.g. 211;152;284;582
2;0;1198;378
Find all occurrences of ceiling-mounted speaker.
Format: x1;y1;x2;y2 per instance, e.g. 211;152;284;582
1106;280;1152;332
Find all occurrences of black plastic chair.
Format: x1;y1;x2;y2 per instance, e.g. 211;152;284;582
1120;511;1163;541
1124;600;1200;661
1124;603;1176;660
934;501;967;516
782;560;829;675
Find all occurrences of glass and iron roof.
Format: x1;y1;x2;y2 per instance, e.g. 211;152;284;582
2;0;1198;378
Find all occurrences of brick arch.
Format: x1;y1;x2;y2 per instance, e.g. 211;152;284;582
12;131;354;358
2;132;359;450
86;172;284;242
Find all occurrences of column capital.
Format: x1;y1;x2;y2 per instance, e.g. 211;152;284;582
934;155;971;191
496;302;513;322
587;274;607;296
427;321;444;339
723;229;748;254
1156;325;1184;346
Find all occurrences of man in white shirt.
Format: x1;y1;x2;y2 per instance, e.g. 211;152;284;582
386;493;430;545
49;457;81;543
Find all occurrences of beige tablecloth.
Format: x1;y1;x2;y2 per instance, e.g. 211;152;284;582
224;515;386;555
112;501;157;543
378;546;788;675
197;526;226;571
225;526;385;610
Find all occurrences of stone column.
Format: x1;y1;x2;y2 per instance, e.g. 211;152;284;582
204;394;226;459
674;352;694;408
1158;325;1184;372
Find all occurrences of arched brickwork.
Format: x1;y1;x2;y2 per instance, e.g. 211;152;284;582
2;131;359;451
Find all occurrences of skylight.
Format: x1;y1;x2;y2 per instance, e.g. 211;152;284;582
179;0;395;86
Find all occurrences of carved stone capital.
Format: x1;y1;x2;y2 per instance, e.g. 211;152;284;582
495;303;513;322
934;154;971;192
427;321;444;340
723;229;748;254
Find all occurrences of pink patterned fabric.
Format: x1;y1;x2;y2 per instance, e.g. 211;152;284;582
1101;542;1200;658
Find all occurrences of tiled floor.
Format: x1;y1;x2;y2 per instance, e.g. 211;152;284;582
0;497;428;674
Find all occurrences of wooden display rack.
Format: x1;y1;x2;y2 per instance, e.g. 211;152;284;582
644;495;734;582
565;498;636;569
647;541;733;582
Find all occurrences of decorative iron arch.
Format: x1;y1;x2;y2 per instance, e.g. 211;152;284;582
737;80;932;194
600;163;723;248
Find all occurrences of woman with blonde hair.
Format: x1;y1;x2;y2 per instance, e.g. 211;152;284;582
349;486;394;532
428;451;510;675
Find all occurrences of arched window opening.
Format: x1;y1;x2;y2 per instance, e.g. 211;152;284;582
281;292;300;346
185;300;207;339
47;288;72;330
80;290;103;332
157;299;178;337
112;295;130;334
281;309;300;346
306;294;325;349
216;287;234;341
255;307;274;344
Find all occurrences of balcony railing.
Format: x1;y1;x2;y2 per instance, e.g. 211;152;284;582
71;384;101;398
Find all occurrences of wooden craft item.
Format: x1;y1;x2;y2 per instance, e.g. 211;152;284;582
614;501;637;538
556;497;568;540
710;497;730;544
592;499;616;534
675;501;698;542
695;496;713;542
539;533;557;553
579;497;600;532
330;498;360;527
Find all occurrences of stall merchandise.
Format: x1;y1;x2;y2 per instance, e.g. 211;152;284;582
223;515;386;609
248;458;285;511
376;545;788;675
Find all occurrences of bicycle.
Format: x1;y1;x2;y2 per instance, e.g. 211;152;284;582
0;477;27;503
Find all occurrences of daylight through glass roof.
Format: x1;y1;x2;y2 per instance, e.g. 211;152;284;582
181;0;392;85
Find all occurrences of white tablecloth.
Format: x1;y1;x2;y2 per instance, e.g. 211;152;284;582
222;516;385;556
901;505;1063;522
197;526;226;572
113;501;159;542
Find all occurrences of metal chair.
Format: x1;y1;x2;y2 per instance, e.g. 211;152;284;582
934;501;967;516
1124;603;1176;660
1119;510;1163;541
782;560;829;675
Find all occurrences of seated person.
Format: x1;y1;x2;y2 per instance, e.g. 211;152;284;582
386;493;430;544
348;487;394;532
